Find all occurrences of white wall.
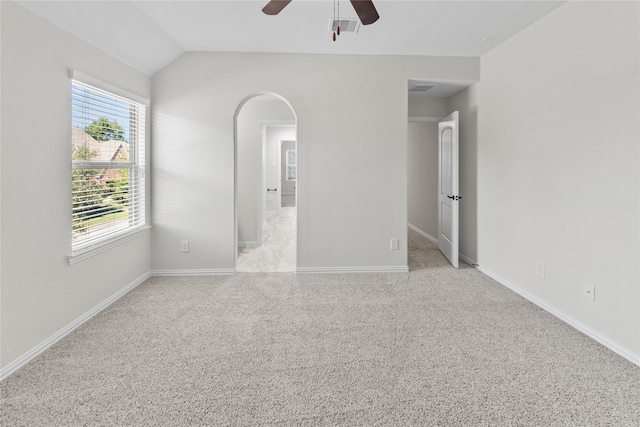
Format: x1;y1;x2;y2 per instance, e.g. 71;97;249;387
407;122;438;239
236;98;294;244
1;2;151;371
151;52;479;271
465;1;639;360
408;95;448;117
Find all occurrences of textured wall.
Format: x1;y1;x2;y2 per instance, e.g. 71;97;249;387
1;2;151;370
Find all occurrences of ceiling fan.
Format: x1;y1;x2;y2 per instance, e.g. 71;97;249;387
262;0;380;26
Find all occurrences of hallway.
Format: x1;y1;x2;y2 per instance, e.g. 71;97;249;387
236;208;296;272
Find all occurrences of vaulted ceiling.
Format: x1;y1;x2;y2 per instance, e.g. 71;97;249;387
16;0;565;76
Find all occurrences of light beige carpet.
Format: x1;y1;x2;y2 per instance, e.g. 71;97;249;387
2;230;639;426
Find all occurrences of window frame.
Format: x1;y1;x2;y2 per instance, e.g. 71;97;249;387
68;70;150;264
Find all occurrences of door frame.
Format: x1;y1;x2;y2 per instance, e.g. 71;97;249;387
407;114;443;246
234;93;297;271
257;121;295;242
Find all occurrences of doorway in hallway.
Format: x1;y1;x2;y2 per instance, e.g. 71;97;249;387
235;94;297;272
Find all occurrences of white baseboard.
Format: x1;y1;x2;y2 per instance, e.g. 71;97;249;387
408;223;438;244
238;241;258;247
477;265;640;368
459;253;478;267
0;271;151;381
296;266;409;274
151;268;236;276
407;223;477;266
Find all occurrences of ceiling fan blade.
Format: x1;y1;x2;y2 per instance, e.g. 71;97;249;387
349;0;379;25
262;0;293;15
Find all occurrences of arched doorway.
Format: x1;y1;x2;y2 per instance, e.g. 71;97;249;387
234;94;297;272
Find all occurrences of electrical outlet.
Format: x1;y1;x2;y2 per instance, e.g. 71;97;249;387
181;240;189;253
536;262;545;279
583;283;595;301
390;239;399;250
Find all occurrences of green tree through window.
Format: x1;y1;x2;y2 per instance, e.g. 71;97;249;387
84;116;125;141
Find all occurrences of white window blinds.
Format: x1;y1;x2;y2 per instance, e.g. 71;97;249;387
71;79;146;250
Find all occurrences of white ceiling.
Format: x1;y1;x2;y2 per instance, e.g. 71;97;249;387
16;0;565;80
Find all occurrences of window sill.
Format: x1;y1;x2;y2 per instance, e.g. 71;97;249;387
67;225;151;266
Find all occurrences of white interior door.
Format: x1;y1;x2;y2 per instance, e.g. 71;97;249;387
438;111;459;268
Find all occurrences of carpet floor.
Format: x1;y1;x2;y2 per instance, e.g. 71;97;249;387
1;230;639;426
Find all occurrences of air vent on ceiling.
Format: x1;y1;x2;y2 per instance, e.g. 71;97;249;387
328;18;361;33
410;84;436;93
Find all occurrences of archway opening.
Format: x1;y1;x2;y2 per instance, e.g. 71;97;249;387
234;94;297;272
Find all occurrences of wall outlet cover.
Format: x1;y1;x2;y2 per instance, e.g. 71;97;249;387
536;262;545;278
583;283;595;301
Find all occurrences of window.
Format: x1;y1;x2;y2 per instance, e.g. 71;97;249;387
286;149;296;181
71;75;146;252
